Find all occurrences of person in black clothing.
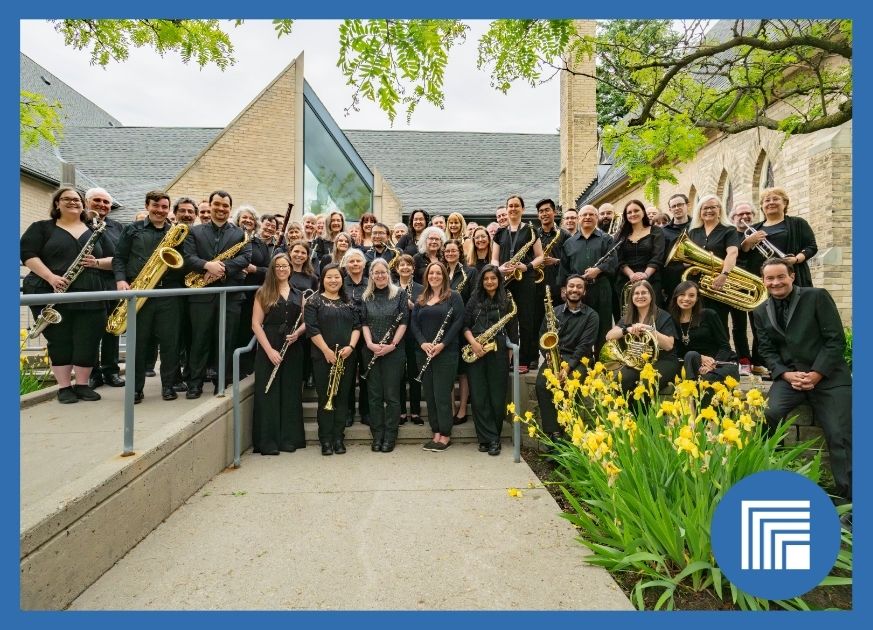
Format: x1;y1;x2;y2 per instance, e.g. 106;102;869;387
615;199;666;312
396;254;424;426
597;203;615;233
85;187;125;389
727;202;757;369
168;197;198;391
661;193;692;304
412;226;445;284
251;253;306;455
112;190;185;403
287;239;318;387
464;226;494;272
21;186;111;404
463;265;519;455
754;258;851;501
341;247;369;426
491;195;544;373
305;264;361;455
558;205;616;352
443;238;476;424
535;275;599;440
364;222;397;272
360;259;409;452
668;281;738;382
605;280;679;396
684;194;741;337
396;209;429;256
411;261;465;452
238;211;274;379
320;231;352;271
534;198;570;330
181;190;252;398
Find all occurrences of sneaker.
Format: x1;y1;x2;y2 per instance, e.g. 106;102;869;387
432;441;450;452
422;440;439;451
739;363;752;376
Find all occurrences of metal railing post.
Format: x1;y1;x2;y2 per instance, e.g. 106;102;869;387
232;336;257;468
122;297;137;456
506;339;521;463
217;292;227;397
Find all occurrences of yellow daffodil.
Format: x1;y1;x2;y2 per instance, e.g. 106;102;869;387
506;402;516;415
507;487;523;498
528;424;537;438
724;375;739;390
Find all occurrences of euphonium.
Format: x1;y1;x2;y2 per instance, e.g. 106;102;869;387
324;344;346;410
460;294;517;363
184;232;250;288
666;232;767;311
106;223;189;335
599;329;659;371
503;225;537;283
539;285;561;373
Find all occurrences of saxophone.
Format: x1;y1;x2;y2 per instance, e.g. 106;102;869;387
534;231;562;284
27;211;106;339
386;242;403;272
106;223;189;335
454;265;468;293
184;232;250;288
324;344;346;410
503;225;537;284
460;294;517;363
539;285;561;374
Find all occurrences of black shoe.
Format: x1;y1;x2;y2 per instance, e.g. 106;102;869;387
371;440;382;452
105;374;125;387
72;384;101;401
261;450;280;456
186;386;202;400
453;414;468;426
134;391;144;404
488;442;501;456
172;381;188;392
380;442;395;453
399;415;409;426
411;415;424;425
478;443;489;453
345;416;354;427
305;376;315;389
279;444;297;453
333;439;347;455
88;375;104;389
321;442;334;456
57;387;78;404
360;414;371;426
145;369;157;377
161;386;178;401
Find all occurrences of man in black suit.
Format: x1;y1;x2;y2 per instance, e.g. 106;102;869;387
753;258;851;501
182;190;252;398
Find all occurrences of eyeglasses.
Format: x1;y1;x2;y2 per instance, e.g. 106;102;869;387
669;202;687;209
59;197;82;204
371;270;388;277
701;205;720;211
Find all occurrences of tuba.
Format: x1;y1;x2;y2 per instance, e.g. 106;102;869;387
460;294;517;363
106;223;189;335
324;344;346;411
666;232;767;311
185;232;250;288
599;329;659;371
539;285;561;373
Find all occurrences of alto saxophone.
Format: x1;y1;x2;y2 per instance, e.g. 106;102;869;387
324;344;346;411
184;232;250;288
539;285;561;374
534;231;562;284
460;294;517;363
28;211;106;339
503;225;537;284
106;223;189;335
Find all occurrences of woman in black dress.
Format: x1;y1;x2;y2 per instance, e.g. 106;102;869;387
443;238;476;424
411;261;465;452
251;253;306;455
615;199;666;309
396;209;429;256
462;265;518;455
287;239;318;386
239;213;276;377
491;195;543;373
305;264;361;455
668;280;738;383
360;258;409;452
605;279;679;397
396;254;424;425
20;187;112;404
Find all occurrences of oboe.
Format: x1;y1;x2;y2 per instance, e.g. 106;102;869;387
415;305;454;382
361;308;405;380
264;288;314;394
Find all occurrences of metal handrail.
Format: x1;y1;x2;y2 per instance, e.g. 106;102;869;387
505;339;522;463
232;336;257;468
21;285;257;456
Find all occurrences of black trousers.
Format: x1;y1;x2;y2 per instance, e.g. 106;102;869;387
584;278;613;354
417;347;459;436
252;341;304;453
312;351;358;443
346;344;370;418
34;305;104;367
681;351;739;383
508;273;538;367
97;301;121;377
728;306;751;361
400;335;422;416
363;346;405;443
467;348;509;444
187;296;242;388
765;380;852;501
133;297;180;392
535;368;560;434
174;298;192;384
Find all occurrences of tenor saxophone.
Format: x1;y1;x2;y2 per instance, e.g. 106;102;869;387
460;295;517;363
184;232;250;288
106;223;189;335
324;344;346;410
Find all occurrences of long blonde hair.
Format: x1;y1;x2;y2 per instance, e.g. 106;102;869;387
362;258;400;301
446;212;467;241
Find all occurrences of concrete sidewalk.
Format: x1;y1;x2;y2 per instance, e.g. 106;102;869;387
69;443;632;610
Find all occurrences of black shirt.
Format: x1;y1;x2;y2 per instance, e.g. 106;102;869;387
617;227;666;275
536;226;570;288
247;236;275;286
493;223;539;272
616;308;678;359
112;219;185;287
463;292;519;351
411;291;465;352
304;293;361;349
291;270;318;293
687;223;741;260
182;221;251;287
673;308;735;361
412;252;440;285
447;263;476;302
343;274;367;305
558;229;616;286
539;303;599;370
361;287;409;343
259;289;303;351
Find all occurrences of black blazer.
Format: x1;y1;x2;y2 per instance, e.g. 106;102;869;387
752;286;850;388
182;222;252;301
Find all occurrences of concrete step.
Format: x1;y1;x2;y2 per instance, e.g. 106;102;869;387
302;419;513;444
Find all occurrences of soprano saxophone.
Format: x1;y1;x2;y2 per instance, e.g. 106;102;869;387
184;232;250;288
460;294;517;363
534;231;562;284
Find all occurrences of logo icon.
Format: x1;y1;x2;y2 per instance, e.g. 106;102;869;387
711;470;841;600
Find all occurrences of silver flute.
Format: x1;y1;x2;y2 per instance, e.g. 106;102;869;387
264;289;314;394
415;306;454;382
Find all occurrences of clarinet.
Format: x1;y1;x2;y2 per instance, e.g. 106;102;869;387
415;305;454;382
586;238;624;284
361;307;405;380
264;289;314;394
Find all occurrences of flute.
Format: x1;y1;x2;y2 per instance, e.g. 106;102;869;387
264;288;314;394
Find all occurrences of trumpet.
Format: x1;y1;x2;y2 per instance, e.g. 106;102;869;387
738;218;787;259
324;344;346;411
264;289;315;394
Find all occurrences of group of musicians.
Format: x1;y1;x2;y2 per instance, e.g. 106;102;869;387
21;187;851;501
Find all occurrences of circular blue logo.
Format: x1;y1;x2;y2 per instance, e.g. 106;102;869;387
710;470;841;600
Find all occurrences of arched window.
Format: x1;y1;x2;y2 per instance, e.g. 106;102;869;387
754;151;775;203
716;169;732;215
